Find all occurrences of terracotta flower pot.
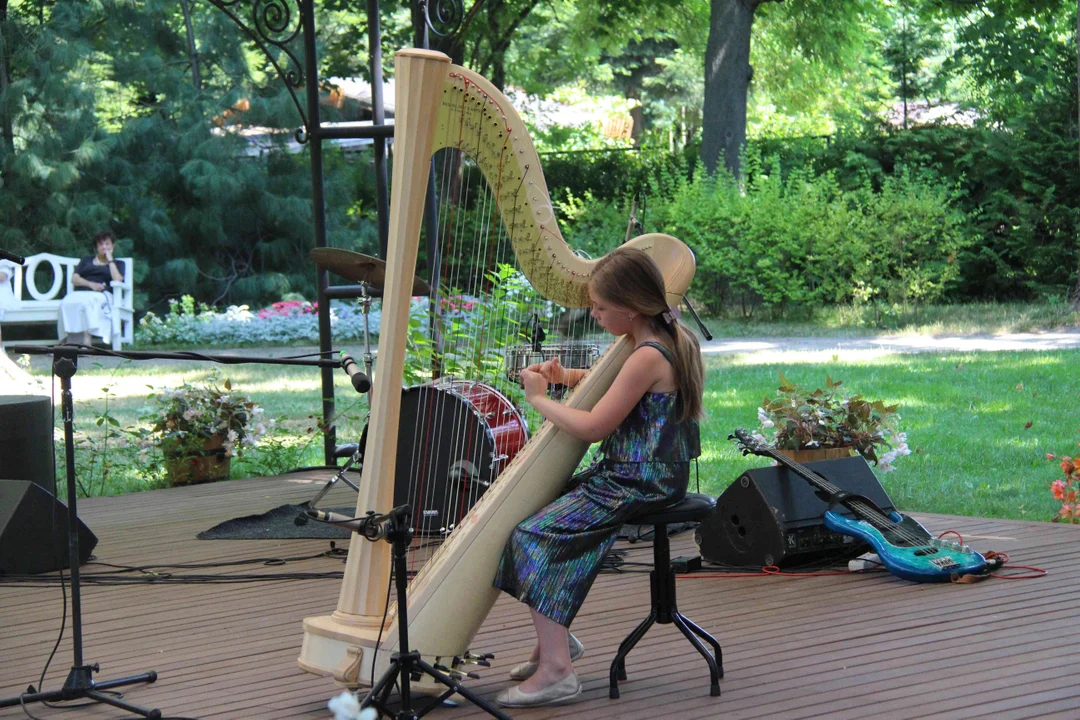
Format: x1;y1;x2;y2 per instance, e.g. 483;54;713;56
165;434;231;486
776;447;855;464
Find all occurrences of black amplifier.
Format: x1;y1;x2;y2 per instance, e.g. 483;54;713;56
695;456;895;568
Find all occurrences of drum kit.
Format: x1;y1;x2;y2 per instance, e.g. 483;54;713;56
307;248;598;535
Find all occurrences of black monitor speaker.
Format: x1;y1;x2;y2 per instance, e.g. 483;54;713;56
0;394;55;495
0;480;97;575
695;456;894;568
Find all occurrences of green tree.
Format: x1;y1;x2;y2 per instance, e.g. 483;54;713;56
881;1;946;129
701;0;880;178
0;0;113;255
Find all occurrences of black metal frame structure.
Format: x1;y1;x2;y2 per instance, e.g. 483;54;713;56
203;0;463;465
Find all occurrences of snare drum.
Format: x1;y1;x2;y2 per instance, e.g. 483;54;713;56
504;342;600;384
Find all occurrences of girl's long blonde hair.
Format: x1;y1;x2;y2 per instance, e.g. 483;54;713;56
590;247;704;422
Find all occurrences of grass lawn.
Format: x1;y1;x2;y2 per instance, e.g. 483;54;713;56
700;350;1077;522
700;300;1080;338
15;346;1077;522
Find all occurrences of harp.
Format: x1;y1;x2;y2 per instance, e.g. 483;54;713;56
298;48;696;686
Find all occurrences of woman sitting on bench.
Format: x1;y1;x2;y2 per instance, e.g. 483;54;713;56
58;230;125;346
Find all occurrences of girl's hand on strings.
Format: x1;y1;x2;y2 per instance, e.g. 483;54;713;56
520;368;548;402
526;357;565;385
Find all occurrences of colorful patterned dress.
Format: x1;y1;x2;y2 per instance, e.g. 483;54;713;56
493;341;701;627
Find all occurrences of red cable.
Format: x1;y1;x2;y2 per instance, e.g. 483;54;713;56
678;565;875;579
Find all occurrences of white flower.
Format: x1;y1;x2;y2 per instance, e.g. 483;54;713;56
805;440;820;448
757;408;775;429
879;450;897;470
227;429;239;444
182;409;198;421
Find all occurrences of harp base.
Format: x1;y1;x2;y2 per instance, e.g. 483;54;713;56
298;613;452;690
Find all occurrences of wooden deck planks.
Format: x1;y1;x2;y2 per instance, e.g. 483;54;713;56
2;471;1078;719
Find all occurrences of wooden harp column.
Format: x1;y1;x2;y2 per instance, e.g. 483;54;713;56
298;48;697;686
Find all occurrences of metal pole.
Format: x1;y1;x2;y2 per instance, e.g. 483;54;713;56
368;0;390;260
302;0;337;465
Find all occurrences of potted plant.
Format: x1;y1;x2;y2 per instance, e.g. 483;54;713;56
135;376;267;486
755;373;910;471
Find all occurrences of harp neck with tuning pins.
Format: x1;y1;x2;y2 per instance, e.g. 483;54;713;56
298;48;696;686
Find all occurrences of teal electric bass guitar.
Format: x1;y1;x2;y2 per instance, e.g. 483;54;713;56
730;429;987;583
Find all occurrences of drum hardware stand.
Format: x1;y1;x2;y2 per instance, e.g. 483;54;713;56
300;347;372;518
295;445;364;526
0;345;162;718
527;313;546;353
321;504;511;720
358;282;378;385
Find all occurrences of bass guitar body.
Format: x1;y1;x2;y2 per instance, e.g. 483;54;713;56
823;509;987;583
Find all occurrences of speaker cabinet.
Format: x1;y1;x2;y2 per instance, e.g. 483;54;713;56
0;480;98;575
695;456;895;568
0;395;55;496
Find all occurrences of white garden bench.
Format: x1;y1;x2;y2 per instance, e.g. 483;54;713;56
0;253;135;350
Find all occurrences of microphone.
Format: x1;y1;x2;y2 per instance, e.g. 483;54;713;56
340;352;371;393
0;249;25;265
304;508;388;541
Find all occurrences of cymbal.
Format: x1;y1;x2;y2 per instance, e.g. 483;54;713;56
311;248;431;296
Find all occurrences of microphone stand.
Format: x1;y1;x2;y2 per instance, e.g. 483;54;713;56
333;505;510;720
0;345;162;718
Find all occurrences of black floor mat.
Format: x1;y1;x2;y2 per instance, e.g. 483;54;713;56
197;503;354;540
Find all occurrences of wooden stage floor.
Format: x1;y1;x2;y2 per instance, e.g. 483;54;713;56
2;471;1078;720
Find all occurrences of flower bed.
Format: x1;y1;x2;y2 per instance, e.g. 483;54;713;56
137;295;389;346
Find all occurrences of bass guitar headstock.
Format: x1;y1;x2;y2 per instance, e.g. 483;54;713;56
729;428;770;457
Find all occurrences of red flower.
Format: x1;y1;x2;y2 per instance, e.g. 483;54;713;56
1052;479;1067;501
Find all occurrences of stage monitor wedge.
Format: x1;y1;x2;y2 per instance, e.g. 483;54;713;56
0;480;97;575
696;456;895;569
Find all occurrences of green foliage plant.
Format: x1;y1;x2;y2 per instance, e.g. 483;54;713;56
852;166;972;312
67;361;154;497
757;372;910;471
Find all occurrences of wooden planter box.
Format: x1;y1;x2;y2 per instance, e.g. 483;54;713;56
776;447;855;464
165;435;231;486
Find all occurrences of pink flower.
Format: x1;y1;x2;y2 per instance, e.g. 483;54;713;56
1059;504;1074;519
1052;480;1067;501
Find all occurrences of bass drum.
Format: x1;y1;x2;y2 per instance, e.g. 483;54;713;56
359;378;529;536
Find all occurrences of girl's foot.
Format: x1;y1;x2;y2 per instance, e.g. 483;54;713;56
496;671;582;708
507;632;584;681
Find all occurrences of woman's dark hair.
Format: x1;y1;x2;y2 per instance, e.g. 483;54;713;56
91;230;114;250
590;247;704;422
